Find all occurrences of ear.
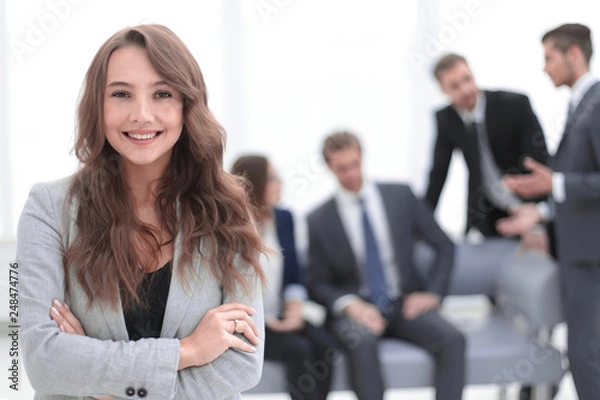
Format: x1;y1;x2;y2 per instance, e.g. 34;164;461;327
567;44;583;63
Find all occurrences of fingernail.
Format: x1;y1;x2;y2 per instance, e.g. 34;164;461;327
250;307;256;314
59;325;65;332
53;299;62;308
51;307;59;316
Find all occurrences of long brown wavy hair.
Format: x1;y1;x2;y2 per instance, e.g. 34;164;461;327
231;155;272;223
64;24;265;310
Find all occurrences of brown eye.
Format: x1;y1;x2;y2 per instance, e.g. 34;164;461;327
155;91;172;99
111;91;129;98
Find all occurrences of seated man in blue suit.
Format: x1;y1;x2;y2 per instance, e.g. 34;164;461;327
306;131;465;400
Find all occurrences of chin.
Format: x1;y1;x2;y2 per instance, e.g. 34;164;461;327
345;183;362;193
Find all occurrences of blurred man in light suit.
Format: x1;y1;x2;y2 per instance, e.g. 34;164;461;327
497;23;600;400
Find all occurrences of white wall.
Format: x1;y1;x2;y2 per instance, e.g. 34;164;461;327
2;0;600;245
235;0;417;217
3;0;226;239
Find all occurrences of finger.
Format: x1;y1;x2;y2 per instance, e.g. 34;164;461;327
232;319;260;345
405;301;427;320
214;302;256;315
50;306;67;326
403;297;424;319
216;308;260;334
50;307;78;334
522;157;537;171
504;175;535;189
228;335;257;353
53;300;84;334
369;322;386;336
524;157;545;173
361;313;385;335
497;221;524;236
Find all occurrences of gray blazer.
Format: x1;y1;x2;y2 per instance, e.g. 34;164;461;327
307;183;455;315
16;177;264;400
552;81;600;265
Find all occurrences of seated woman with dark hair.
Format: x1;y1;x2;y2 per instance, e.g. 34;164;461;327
232;155;336;400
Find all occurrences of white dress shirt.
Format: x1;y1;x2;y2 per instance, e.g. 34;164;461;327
260;218;284;321
260;215;308;321
332;181;401;314
456;90;486;124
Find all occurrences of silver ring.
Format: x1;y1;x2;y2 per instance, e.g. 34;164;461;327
233;319;240;332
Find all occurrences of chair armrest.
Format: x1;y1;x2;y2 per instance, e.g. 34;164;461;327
495;250;563;331
415;238;523;296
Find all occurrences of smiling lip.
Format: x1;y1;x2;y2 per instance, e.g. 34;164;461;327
123;130;163;141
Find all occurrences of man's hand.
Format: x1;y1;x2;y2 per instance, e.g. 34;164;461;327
503;157;553;199
402;292;440;320
496;203;543;237
344;299;387;335
267;300;305;333
519;227;550;254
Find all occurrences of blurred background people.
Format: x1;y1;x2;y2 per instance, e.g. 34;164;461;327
306;132;464;400
425;53;548;240
232;155;336;400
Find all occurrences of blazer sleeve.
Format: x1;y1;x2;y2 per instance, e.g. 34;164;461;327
425;111;455;210
306;213;350;310
276;210;301;285
563;111;600;201
275;209;308;300
516;94;548;165
17;183;263;399
410;189;455;298
175;264;264;399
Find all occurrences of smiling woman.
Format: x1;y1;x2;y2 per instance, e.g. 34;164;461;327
103;46;184;176
15;24;266;399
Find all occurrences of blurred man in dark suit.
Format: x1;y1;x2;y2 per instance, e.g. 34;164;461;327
425;53;548;239
498;23;600;400
307;131;464;400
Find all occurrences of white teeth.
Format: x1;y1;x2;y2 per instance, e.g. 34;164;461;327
127;132;158;140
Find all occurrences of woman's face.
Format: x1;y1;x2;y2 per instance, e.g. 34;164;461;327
264;163;281;206
103;45;184;173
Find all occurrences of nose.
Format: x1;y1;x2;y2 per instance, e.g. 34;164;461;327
130;98;155;123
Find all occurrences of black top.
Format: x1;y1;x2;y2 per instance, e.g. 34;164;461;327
124;260;173;341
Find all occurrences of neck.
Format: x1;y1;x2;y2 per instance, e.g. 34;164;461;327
122;162;170;205
569;68;590;88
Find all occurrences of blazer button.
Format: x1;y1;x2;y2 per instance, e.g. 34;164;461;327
137;388;148;398
125;386;135;397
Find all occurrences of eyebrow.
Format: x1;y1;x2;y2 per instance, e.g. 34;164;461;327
106;80;170;88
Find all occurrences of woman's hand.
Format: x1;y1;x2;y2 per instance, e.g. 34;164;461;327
50;300;114;400
50;299;85;335
266;300;305;333
178;302;259;370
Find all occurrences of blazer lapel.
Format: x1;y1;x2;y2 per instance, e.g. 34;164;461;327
327;200;360;274
161;232;196;338
64;199;130;341
99;298;129;340
377;184;400;245
556;82;600;155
